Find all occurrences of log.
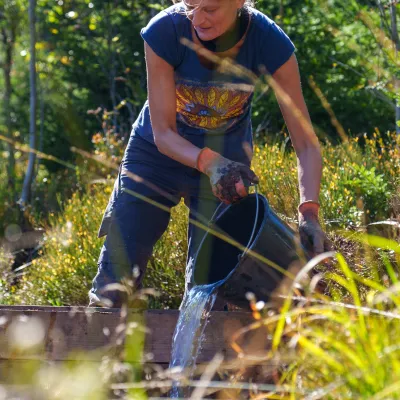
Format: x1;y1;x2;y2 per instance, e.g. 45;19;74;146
0;306;255;365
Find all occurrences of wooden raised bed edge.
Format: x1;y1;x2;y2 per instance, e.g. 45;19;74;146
0;306;257;365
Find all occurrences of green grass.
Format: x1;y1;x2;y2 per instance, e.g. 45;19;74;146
1;129;399;309
0;130;399;398
234;236;400;399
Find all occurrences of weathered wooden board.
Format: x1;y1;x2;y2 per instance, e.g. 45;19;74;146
0;306;257;365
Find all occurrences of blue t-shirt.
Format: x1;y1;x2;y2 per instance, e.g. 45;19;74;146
133;3;295;159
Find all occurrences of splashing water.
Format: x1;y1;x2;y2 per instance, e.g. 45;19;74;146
169;283;219;398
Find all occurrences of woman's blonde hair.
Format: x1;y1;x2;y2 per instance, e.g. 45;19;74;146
172;0;255;10
243;0;255;8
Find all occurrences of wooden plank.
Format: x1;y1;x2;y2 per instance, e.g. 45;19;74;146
0;306;255;364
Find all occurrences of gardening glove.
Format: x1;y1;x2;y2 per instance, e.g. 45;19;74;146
196;147;259;204
298;201;331;257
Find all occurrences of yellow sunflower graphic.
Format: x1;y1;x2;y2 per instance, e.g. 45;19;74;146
176;83;252;130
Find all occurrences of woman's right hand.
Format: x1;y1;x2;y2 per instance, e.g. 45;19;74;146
196;147;259;204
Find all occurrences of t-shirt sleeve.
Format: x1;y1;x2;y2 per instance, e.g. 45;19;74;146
258;22;295;75
140;11;181;68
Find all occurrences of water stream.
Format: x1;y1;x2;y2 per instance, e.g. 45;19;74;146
169;283;220;398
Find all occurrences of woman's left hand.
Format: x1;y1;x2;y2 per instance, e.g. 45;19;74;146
298;202;331;257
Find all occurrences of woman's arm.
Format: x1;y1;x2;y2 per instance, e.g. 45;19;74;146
145;42;201;168
272;54;329;255
271;53;322;205
145;42;258;203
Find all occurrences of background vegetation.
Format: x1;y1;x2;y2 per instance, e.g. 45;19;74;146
0;0;399;397
0;0;398;303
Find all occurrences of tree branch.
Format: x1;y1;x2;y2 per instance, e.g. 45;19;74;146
375;0;392;34
390;2;400;51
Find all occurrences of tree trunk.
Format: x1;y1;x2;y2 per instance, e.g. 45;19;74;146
1;26;16;195
32;79;44;195
39;82;44;158
390;2;400;134
20;0;37;205
107;2;118;131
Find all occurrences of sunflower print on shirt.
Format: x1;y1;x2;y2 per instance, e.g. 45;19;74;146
176;81;253;131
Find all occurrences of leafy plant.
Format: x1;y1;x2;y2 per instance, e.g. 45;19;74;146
343;164;391;222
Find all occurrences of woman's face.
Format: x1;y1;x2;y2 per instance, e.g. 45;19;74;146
184;0;245;41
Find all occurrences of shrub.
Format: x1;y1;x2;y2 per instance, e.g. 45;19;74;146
2;130;399;307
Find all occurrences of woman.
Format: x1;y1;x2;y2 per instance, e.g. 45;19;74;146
88;0;329;307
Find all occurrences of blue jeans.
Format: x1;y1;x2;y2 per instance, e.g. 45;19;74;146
89;132;251;307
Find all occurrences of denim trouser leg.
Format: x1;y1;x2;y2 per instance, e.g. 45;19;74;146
89;137;183;307
89;196;178;307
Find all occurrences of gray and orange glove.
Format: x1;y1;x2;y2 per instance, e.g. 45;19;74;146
298;201;331;257
196;147;259;204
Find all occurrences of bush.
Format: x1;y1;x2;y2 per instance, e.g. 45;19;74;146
2;130;399;308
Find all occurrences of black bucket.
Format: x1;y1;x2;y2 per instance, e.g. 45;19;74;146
191;193;308;308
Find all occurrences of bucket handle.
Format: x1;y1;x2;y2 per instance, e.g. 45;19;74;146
208;185;260;260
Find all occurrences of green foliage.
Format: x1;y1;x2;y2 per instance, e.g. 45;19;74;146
2;219;400;399
0;177;188;308
343;164;390;221
1;0;398;171
0;1;399;396
2;129;399;308
253;236;400;399
1;185;108;306
253;129;400;228
252;0;397;140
